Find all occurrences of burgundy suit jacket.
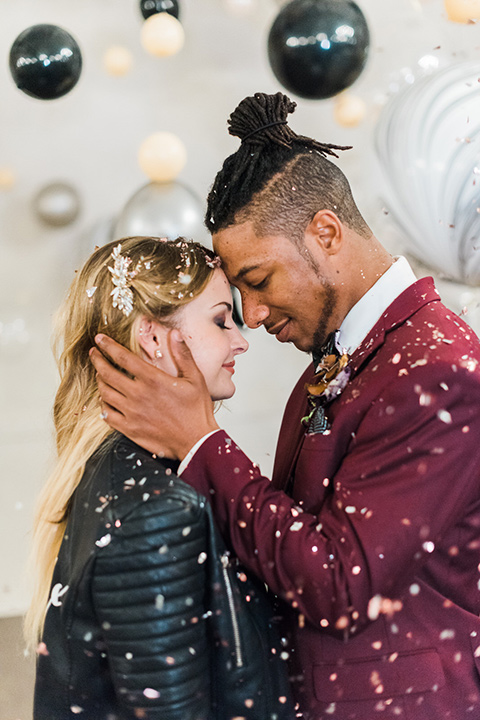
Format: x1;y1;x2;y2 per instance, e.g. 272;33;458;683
183;278;480;719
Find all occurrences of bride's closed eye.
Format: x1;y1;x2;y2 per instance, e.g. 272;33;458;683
214;314;233;330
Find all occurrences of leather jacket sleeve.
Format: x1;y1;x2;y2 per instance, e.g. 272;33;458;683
91;486;211;719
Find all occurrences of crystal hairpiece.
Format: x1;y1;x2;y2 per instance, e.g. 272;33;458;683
108;244;134;317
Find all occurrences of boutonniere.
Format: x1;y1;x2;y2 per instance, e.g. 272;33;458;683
301;349;351;431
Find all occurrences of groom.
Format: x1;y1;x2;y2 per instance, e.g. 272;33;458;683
91;92;480;719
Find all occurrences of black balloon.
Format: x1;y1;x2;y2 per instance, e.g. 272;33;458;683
268;0;370;100
140;0;180;19
9;24;82;100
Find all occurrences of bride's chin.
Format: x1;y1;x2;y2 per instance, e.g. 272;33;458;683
211;383;235;402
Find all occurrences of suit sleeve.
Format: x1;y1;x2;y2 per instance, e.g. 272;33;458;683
182;362;480;636
91;493;211;719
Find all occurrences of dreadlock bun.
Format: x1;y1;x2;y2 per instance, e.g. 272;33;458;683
205;90;354;234
228;92;297;148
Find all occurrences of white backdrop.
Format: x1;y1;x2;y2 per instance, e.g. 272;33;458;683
0;0;479;617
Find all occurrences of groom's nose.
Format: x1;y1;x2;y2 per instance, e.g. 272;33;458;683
241;294;270;329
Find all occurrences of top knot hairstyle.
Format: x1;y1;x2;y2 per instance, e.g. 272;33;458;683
205;91;372;242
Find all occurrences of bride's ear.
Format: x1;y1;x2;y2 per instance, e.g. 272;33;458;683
136;316;165;362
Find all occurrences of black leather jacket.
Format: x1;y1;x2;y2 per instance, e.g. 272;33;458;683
34;435;294;719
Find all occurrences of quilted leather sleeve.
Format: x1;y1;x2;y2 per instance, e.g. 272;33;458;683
92;488;211;720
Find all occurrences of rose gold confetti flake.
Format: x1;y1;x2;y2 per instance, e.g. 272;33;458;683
335;615;349;630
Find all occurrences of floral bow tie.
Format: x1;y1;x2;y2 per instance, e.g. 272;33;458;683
302;331;350;434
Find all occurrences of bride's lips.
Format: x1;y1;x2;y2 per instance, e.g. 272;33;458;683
267;319;290;343
222;361;235;374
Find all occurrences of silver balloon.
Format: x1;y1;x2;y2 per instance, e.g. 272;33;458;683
375;61;480;285
113;181;209;244
33;181;81;227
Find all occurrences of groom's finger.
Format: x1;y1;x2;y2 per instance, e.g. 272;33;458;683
89;346;132;396
99;401;127;433
96;374;130;414
94;334;154;381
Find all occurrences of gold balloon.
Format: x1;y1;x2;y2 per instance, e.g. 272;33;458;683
138;131;187;182
140;13;185;57
103;45;133;76
444;0;480;22
333;94;367;128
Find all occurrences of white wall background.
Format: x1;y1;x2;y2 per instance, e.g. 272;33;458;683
0;0;479;617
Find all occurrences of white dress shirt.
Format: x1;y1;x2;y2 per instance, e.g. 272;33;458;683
178;256;418;474
337;256;417;355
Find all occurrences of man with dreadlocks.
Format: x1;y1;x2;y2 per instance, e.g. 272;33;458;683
91;92;480;719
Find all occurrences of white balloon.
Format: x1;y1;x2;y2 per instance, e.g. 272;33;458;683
113;181;209;245
375;61;480;285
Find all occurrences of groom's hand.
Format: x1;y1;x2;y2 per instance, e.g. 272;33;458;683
89;330;219;460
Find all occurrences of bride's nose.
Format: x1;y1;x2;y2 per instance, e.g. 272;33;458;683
231;325;249;355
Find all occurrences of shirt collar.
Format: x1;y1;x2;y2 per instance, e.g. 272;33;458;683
337;256;417;355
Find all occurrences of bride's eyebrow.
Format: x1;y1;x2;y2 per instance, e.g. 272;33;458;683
211;301;233;311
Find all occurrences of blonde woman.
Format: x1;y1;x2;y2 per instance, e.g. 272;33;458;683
27;237;293;720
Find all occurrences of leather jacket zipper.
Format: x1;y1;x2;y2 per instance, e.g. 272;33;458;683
221;553;243;667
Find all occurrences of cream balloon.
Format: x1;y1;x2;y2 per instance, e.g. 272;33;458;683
138;131;187;182
0;167;16;190
333;94;367;128
103;45;133;76
444;0;480;22
222;0;258;16
140;12;185;57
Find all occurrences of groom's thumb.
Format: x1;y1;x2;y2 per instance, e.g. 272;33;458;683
169;329;198;378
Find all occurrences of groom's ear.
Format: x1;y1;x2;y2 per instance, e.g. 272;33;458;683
137;316;164;361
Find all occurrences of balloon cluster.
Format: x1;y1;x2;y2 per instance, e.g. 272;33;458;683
8;1;184;99
375;61;480;285
268;0;370;100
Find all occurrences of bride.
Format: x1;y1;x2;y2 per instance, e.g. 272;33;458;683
26;236;293;720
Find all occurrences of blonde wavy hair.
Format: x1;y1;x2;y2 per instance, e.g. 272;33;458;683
24;236;218;649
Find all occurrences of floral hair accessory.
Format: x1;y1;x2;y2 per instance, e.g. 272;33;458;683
206;255;222;269
108;244;135;317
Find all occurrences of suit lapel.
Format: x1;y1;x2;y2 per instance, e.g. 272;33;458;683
272;277;441;494
348;277;440;378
